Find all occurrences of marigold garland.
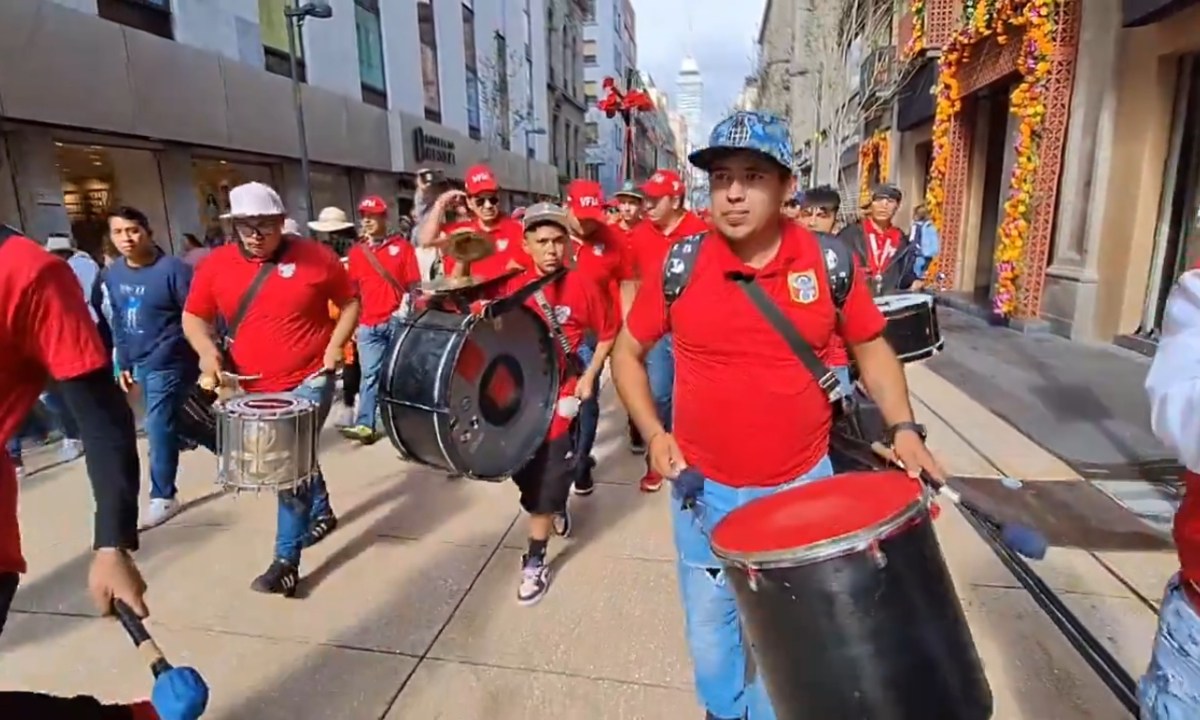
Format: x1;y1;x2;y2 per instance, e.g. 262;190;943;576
858;129;891;207
902;0;926;61
923;0;1057;318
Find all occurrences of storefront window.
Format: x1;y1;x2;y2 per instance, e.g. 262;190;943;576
193;159;275;246
58;143;171;258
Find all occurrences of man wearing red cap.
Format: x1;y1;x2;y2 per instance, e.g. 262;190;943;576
621;169;708;491
563;179;628;497
416;164;525;281
340;196;421;444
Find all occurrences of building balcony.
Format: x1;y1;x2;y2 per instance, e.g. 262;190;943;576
899;0;965;56
859;45;898;102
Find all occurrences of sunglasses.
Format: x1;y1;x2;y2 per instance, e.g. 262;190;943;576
233;219;281;237
472;195;500;208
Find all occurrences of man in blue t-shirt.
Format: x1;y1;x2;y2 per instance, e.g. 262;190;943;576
104;206;204;528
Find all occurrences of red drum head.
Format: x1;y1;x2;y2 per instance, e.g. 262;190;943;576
711;471;924;562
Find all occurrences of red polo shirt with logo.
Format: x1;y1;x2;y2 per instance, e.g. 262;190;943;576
185;239;355;393
440;216;526;281
0;234;112;574
623;211;710;282
625;222;886;487
347;235;420;325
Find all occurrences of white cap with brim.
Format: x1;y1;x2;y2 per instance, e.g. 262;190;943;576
307;207;354;233
220;181;286;219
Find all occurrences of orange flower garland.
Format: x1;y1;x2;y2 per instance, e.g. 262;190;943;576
923;0;1057;317
858;130;891;207
902;0;926;61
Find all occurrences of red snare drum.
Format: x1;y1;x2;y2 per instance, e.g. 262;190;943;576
711;470;992;720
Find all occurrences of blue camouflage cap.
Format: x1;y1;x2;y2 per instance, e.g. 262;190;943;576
688;110;793;173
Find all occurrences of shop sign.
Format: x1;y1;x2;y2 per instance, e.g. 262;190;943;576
413;128;457;166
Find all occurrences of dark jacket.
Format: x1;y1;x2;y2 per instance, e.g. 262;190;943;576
838;222;919;295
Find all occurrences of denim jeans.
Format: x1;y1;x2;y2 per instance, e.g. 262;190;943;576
274;372;335;567
574;337;602;479
140;365;205;500
1139;574;1200;718
355;320;396;430
832;365;851;395
646;334;675;432
671;456;835;720
40;387;79;440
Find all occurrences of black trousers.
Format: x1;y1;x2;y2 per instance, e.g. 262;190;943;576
0;572;140;719
342;354;362;407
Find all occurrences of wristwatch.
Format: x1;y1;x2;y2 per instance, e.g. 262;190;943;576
886;421;927;444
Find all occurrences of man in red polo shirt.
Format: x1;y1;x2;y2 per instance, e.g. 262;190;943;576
612;112;942;720
340;196;421;444
416;164;525;281
1142;264;1200;717
621;169;708;485
486;203;616;604
0;226;212;719
562;179;627;496
182;183;360;597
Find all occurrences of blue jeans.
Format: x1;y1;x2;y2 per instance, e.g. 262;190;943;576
647;334;675;432
1139;574;1200;718
40;387;79;440
575;337;602;477
274;372;335;567
833;365;851;395
671;456;835;719
355;320;396;430
140;365;206;500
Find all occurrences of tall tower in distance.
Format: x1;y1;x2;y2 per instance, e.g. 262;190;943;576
675;55;704;146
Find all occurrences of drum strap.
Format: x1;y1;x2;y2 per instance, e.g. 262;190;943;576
361;242;406;296
730;274;843;403
533;288;583;377
223;240;290;353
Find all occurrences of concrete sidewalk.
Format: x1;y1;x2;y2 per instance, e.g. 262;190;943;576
0;376;1166;719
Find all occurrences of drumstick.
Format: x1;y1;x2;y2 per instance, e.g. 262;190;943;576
869;441;1048;560
113;601;212;716
113;600;173;678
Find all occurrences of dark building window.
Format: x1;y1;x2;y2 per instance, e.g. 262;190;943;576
97;0;173;40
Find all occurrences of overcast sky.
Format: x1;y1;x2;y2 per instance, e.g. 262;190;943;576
630;0;767;138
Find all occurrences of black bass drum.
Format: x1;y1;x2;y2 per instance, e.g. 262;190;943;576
379;306;559;479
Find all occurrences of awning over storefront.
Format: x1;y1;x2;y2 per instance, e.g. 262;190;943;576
897;58;938;132
1123;0;1200;27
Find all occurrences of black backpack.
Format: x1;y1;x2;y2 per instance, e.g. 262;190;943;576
662;231;856;309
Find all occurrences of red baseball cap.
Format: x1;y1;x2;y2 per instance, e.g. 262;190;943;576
358;195;388;215
464;165;499;195
566;179;605;222
641;170;685;199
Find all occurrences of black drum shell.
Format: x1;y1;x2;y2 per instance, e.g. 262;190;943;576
878;293;944;363
719;512;993;720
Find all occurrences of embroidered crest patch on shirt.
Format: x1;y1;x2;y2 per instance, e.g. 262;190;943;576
788;270;819;304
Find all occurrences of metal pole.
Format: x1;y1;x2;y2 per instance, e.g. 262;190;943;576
286;10;315;222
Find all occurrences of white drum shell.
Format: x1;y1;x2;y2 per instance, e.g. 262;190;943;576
217;393;318;493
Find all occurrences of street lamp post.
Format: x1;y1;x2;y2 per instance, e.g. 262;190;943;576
283;1;333;222
524;126;548;203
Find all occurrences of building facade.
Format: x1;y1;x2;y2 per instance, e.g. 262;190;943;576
582;0;637;194
543;0;590;195
0;0;560;257
631;72;679;179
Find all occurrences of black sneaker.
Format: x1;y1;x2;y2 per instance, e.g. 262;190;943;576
553;506;572;537
517;553;550;605
629;425;646;454
573;456;596;496
250;559;299;597
304;515;338;548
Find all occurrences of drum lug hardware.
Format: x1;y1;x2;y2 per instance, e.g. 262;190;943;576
867;541;887;569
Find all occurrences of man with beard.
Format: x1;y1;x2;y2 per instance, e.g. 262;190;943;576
621;169;708;490
612;111;943;719
416;164;525;281
182;182;359;596
340;195;420;444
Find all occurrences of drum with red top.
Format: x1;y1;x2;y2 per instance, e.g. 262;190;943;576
710;470;992;720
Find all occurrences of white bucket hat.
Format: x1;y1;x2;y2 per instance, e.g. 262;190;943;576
308;206;355;233
221;182;286;219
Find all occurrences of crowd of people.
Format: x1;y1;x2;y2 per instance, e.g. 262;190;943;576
19;104;1199;720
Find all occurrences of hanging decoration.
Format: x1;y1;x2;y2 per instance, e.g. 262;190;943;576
923;0;1058;318
902;0;926;61
858;129;891;208
597;76;656;184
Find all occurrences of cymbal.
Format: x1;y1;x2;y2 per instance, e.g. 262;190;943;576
419;276;479;294
446;229;495;263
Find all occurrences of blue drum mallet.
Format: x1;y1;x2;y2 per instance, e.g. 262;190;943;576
113;600;210;720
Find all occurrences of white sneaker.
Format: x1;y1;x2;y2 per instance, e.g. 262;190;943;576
142;498;180;529
332;405;355;428
58;438;84;463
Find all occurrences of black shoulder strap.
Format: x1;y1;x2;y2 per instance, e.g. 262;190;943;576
663;232;706;306
815;232;854;309
225;240;289;347
731;274;842;402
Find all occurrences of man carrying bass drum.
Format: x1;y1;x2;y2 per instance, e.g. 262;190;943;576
182;182;360;598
